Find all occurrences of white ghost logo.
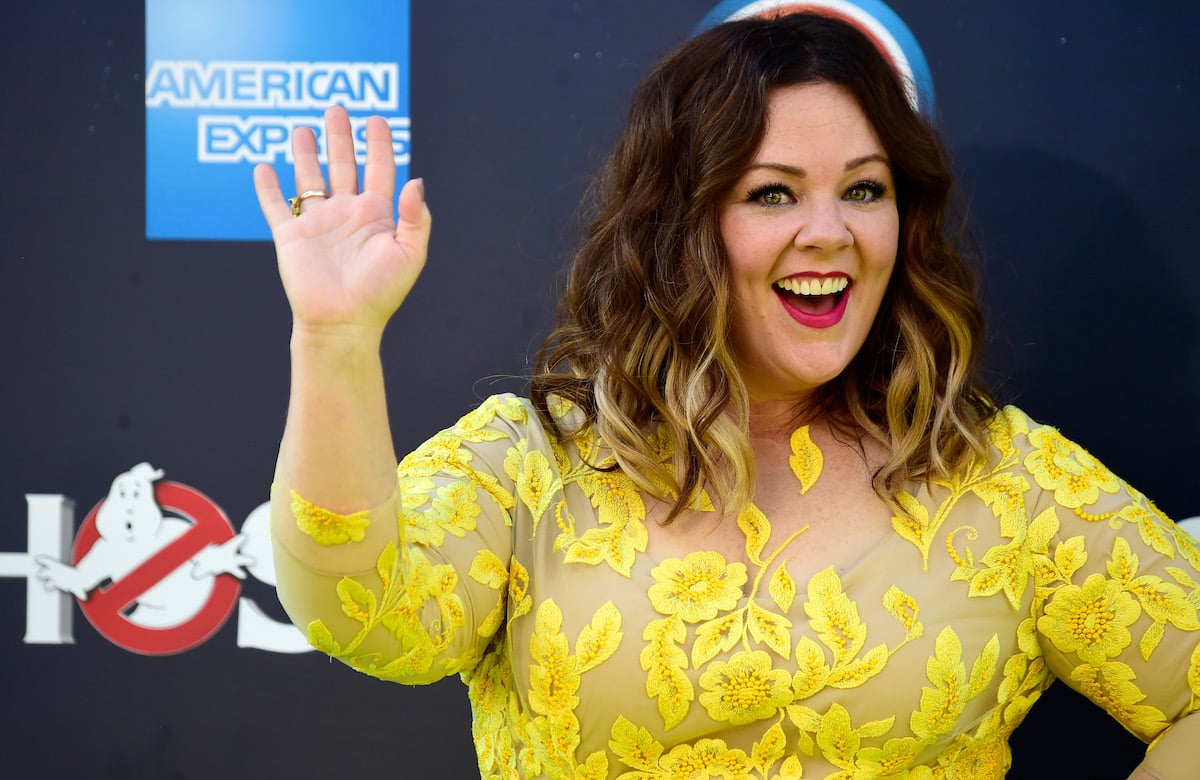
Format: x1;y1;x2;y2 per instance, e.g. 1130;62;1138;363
35;463;253;628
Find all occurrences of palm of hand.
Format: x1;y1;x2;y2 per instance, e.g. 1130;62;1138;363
253;106;431;337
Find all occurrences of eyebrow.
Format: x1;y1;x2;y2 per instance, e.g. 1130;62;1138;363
745;153;890;177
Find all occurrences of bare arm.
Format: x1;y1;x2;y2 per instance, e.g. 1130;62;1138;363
1131;710;1200;780
254;106;431;515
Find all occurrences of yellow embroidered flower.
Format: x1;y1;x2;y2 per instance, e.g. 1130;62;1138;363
290;489;370;545
1024;427;1120;509
699;650;794;725
649;551;748;623
658;738;751;780
1038;574;1140;665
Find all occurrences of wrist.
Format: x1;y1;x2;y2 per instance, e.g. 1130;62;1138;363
290;322;385;357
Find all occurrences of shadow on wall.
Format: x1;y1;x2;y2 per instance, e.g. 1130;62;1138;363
959;145;1198;778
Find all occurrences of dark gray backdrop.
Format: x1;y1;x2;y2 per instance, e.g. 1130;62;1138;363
2;1;1197;777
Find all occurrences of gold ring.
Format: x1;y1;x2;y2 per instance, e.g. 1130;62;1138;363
288;189;327;217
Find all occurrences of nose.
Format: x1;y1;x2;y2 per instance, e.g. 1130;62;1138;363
793;197;852;252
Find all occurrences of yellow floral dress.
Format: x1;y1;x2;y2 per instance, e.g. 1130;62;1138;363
271;395;1200;779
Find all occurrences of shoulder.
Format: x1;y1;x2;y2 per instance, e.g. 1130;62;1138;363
985;405;1122;506
441;393;583;441
398;394;583;473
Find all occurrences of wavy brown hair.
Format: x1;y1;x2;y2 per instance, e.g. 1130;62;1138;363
531;12;996;520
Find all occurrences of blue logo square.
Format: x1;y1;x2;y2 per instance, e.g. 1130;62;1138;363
145;0;410;240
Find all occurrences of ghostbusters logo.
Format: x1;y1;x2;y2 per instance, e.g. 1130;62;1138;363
35;463;250;654
0;463;311;655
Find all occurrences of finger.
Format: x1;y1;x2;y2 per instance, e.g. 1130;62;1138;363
324;105;359;196
253;164;292;230
395;177;431;262
363;115;396;204
291;124;327;205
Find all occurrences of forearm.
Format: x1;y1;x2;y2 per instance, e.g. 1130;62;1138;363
280;326;398;512
269;327;404;578
1135;711;1200;780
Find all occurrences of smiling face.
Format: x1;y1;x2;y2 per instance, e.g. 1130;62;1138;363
719;81;899;408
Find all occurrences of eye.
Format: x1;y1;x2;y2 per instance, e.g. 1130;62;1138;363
844;180;888;203
746;183;795;207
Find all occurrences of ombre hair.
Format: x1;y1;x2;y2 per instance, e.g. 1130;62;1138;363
531;12;996;520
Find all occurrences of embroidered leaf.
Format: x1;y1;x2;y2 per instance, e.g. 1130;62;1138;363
748;602;793;659
1127;575;1200;630
566;517;647;578
608;716;663;771
775;755;805;780
371;648;440;681
306;620;341;655
376;542;399;592
476;594;505;638
972;538;1030;610
1054;536;1088;582
1167;566;1200;591
911;627;966;741
528;599;581;717
1027;506;1060;556
751;722;787;768
816;703;858;770
970;471;1030;537
517;448;561;532
787;703;821;756
787;703;822;732
882;585;922;640
508;557;532;622
291;489;371;545
1188;641;1200;698
561;538;604;566
426;482;481;542
967;635;1000;698
1116;499;1178;560
337;577;377;625
468;469;516;519
1139;621;1166;662
575;751;609;780
1107;536;1139;585
468;549;508;589
399;477;436;510
640;617;694;730
789;426;823;495
892;491;933;568
569;471;649;577
1000;406;1031;437
792;636;830;700
804;567;866;665
576;601;624;673
581;469;646;526
769;562;797;613
858;715;897;740
826;644;888;688
692;611;744;668
738;503;772;566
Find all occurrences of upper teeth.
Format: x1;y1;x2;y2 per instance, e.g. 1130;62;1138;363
775;276;849;296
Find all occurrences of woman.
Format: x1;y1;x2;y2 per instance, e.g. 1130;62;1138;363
255;13;1198;779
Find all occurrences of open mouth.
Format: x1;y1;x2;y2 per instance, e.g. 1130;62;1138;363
773;275;850;318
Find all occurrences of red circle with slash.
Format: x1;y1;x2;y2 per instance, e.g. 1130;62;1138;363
72;480;240;655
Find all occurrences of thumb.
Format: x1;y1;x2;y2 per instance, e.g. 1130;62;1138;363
395;178;431;255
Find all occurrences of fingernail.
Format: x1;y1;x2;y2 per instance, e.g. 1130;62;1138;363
415;177;425;201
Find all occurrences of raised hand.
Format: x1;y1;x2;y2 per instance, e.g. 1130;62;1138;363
253;106;431;340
